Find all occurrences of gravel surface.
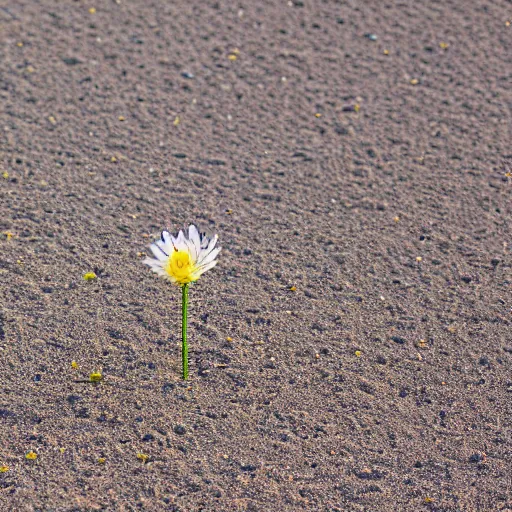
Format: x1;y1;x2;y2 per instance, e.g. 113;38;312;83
1;0;511;510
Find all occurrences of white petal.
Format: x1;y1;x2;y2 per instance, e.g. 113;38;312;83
197;235;218;264
150;243;169;261
198;247;221;268
161;231;171;245
188;225;201;252
171;230;188;251
192;260;217;279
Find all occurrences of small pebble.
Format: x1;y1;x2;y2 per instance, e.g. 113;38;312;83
469;452;486;463
365;33;378;41
174;424;187;436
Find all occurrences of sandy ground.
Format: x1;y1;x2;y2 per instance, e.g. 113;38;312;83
1;0;511;510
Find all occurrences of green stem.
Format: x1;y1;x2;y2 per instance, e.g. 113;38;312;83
181;283;189;380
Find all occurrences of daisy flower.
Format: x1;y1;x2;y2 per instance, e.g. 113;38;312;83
143;225;220;380
143;225;220;285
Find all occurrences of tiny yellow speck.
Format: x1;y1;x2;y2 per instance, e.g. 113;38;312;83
0;465;9;472
17;259;23;265
383;49;389;55
90;372;102;382
505;172;512;178
17;42;23;47
354;103;360;112
416;256;422;262
3;232;13;241
439;42;449;49
89;7;96;13
226;337;233;342
425;497;434;503
2;171;8;179
417;339;427;348
228;54;237;61
26;65;35;73
83;272;97;281
447;325;457;333
71;360;79;369
355;350;362;357
111;156;117;163
225;209;233;214
289;286;296;291
25;451;37;460
410;78;419;85
59;448;66;454
315;353;320;359
173;116;180;126
118;116;125;121
393;216;400;222
48;116;56;124
137;453;149;463
98;458;106;464
315;113;322;118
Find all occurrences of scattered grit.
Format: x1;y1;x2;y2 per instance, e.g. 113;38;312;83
1;0;511;510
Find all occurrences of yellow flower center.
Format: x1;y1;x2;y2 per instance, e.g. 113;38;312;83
165;250;197;283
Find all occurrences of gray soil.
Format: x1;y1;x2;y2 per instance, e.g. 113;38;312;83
1;0;511;510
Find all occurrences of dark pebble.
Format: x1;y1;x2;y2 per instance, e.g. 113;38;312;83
469;452;485;463
355;469;383;480
376;355;387;365
174;424;187;436
162;383;175;394
142;434;154;442
391;336;406;344
240;464;257;472
399;389;408;398
41;287;53;293
461;275;472;283
479;356;489;366
34;374;41;382
62;57;81;66
76;407;90;418
181;72;194;79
